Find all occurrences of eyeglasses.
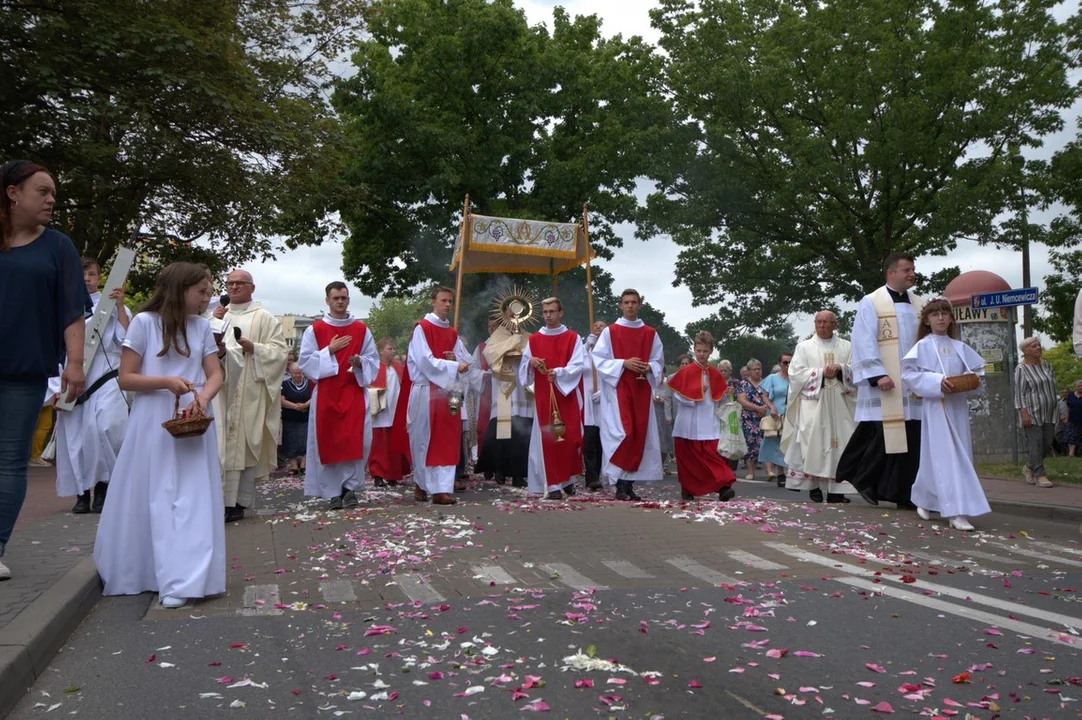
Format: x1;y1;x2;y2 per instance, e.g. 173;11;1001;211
225;281;252;287
781;361;790;365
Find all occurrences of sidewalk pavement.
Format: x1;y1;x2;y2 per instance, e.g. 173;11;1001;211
1;466;1080;718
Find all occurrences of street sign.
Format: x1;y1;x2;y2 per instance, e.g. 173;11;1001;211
970;287;1038;310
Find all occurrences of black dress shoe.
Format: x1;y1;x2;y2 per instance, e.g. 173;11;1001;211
563;484;576;496
719;486;736;502
826;493;851;503
328;496;344;510
586;481;603;491
546;491;563;500
776;474;786;488
626;487;642;501
856;487;879;506
373;478;387;488
225;505;246;522
897;500;917;511
511;477;527;488
342;491;360;507
614;489;631;501
681;491;696;501
72;492;91;514
809;487;824;503
91;482;108;513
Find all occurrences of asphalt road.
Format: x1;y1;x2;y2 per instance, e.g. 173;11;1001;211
9;474;1082;719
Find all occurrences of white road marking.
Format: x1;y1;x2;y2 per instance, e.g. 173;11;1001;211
237;584;283;617
665;556;739;586
319;580;357;603
726;550;788;570
601;560;654;579
834;576;1078;648
470;564;517;585
540;563;608;591
1024;540;1082;559
956;549;1024;565
395;573;446;603
766;543;1081;630
987;542;1082;568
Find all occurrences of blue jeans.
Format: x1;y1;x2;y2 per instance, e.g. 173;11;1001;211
0;378;47;557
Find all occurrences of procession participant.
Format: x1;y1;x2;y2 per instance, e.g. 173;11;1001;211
391;286;470;506
469;319;497;477
454;336;475;493
94;262;224;609
668;331;735;501
54;257;131;514
836;252;924;508
781;311;858;503
298;281;379;510
759;353;791;487
214;269;288;521
519;298;585;499
475;304;533;488
369;337;409;488
582;320;607;491
901;297;989;531
592;289;665;501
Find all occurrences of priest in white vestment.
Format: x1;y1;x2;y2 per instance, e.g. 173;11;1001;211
781;311;858;503
518;298;585;498
474;310;533;487
213;270;288;522
836;253;924;508
54;259;131;514
592;289;665;500
299;282;379;509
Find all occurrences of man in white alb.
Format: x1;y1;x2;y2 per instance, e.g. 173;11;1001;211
836;253;924;508
213;270;288;522
782;311;858;503
582;320;606;491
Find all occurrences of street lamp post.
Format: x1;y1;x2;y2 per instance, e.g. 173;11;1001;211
1010;147;1032;338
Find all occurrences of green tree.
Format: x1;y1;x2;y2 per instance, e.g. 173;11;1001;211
1042;342;1082;388
1;0;368;289
364;291;432;353
329;0;670;296
641;0;1080;337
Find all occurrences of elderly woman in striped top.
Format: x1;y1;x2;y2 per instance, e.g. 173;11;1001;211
1014;336;1057;488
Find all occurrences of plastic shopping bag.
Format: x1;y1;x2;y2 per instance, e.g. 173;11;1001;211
716;400;747;460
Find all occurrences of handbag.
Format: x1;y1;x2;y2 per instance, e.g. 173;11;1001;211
760;413;782;438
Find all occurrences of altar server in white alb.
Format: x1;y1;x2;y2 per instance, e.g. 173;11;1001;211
836;252;924;508
213;269;288;522
581;320;606;491
518;297;585;499
299;281;379;510
901;297;989;531
591;289;665;501
94;262;225;609
53;257;131;514
781;311;858;503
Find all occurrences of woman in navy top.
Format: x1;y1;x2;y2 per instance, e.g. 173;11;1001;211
0;161;88;580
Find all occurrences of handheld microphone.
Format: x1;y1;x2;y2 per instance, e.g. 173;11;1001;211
233;327;242;341
219;294;230;307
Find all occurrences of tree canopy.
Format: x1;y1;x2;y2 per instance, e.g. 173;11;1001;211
1;0;367;287
640;0;1080;339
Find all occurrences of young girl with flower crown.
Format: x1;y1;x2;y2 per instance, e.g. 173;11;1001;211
900;297;990;531
93;262;225;608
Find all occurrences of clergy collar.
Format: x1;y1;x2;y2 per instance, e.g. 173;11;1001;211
615;317;644;328
321;312;356;327
884;284;911;303
539;325;567;335
815;334;837;346
229;300;253;313
425;312;451;328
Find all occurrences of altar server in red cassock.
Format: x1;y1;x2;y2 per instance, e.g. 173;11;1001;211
591;289;665;501
668;331;737;501
299;282;379;510
368;337;410;487
391;286;470;506
518;298;585;499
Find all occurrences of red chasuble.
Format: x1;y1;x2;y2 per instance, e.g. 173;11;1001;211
529;330;584;485
390;319;462;466
607;323;657;471
311;319;368;464
476;342;492;455
667;363;727;403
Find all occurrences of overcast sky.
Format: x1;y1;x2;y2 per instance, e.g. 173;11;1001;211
239;0;1082;343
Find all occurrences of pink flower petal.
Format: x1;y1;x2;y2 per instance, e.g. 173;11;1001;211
865;663;886;673
521;700;550;712
688;680;703;688
871;701;895;713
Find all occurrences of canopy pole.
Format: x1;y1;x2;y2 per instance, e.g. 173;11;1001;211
453;194;469;331
582;203;595;328
550;258;558;296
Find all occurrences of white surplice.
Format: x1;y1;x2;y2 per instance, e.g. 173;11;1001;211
782;335;858;494
582;335;602;427
518;325;585;494
851;288;922;422
55;292;130;497
592;318;665;484
406;313;470;495
371;363;401;429
902;335;991;518
94;313;225;599
671;368;721;441
299;314;379;498
214;301;288;508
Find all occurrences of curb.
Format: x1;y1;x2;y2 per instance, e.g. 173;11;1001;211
988;498;1082;526
0;555;101;719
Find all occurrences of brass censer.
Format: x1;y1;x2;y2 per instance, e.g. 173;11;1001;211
537;358;566;442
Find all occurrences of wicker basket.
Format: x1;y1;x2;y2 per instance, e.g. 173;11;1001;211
944;373;980;394
162;391;213;438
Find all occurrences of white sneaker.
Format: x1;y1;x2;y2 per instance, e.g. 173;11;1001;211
916;507;932;521
1022;466;1035;485
159;595;187;609
0;559;10;580
949;516;975;531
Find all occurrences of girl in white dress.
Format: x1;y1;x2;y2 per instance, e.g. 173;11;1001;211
93;262;225;609
901;297;990;531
